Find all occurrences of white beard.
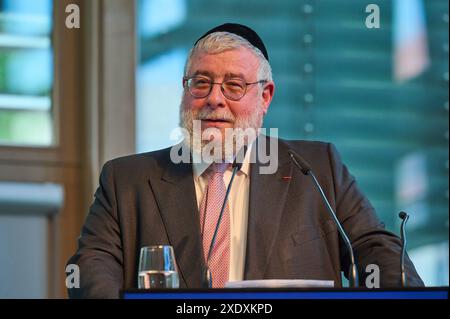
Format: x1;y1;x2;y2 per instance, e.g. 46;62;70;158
179;99;264;162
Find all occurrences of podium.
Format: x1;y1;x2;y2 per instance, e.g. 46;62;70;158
122;288;448;299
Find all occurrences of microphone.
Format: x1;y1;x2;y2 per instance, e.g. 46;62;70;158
399;211;409;287
204;146;247;288
288;149;359;288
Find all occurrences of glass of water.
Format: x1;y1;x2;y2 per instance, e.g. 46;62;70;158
138;245;180;289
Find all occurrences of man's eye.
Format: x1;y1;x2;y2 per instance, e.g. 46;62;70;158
226;81;244;89
193;79;210;86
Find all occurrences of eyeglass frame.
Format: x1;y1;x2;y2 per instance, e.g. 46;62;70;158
183;75;268;101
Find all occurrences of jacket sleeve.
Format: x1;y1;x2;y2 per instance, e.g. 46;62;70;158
67;160;124;298
327;143;424;287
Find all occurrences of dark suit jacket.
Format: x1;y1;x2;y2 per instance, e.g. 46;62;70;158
67;137;423;298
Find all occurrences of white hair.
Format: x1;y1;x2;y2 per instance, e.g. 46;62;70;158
184;31;273;82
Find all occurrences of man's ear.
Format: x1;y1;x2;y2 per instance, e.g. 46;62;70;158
261;81;275;115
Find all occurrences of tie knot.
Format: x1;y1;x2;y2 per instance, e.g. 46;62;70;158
211;162;230;174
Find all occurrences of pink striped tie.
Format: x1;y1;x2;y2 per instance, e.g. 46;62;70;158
199;162;230;288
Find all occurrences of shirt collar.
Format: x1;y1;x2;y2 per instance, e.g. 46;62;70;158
192;143;253;179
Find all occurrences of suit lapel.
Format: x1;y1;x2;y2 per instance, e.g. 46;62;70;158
244;137;293;279
148;155;207;288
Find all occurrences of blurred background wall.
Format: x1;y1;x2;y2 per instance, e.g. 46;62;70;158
0;0;448;297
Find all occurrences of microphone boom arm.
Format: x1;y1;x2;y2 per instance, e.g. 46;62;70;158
308;170;359;288
288;150;359;288
399;211;409;287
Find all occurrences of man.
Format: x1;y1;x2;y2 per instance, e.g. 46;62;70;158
67;23;423;298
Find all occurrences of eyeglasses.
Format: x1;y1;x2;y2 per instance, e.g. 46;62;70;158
183;76;267;101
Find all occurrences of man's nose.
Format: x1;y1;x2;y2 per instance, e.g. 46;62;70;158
206;83;226;108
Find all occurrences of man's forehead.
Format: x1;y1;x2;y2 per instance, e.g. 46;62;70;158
192;70;247;79
187;48;259;78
